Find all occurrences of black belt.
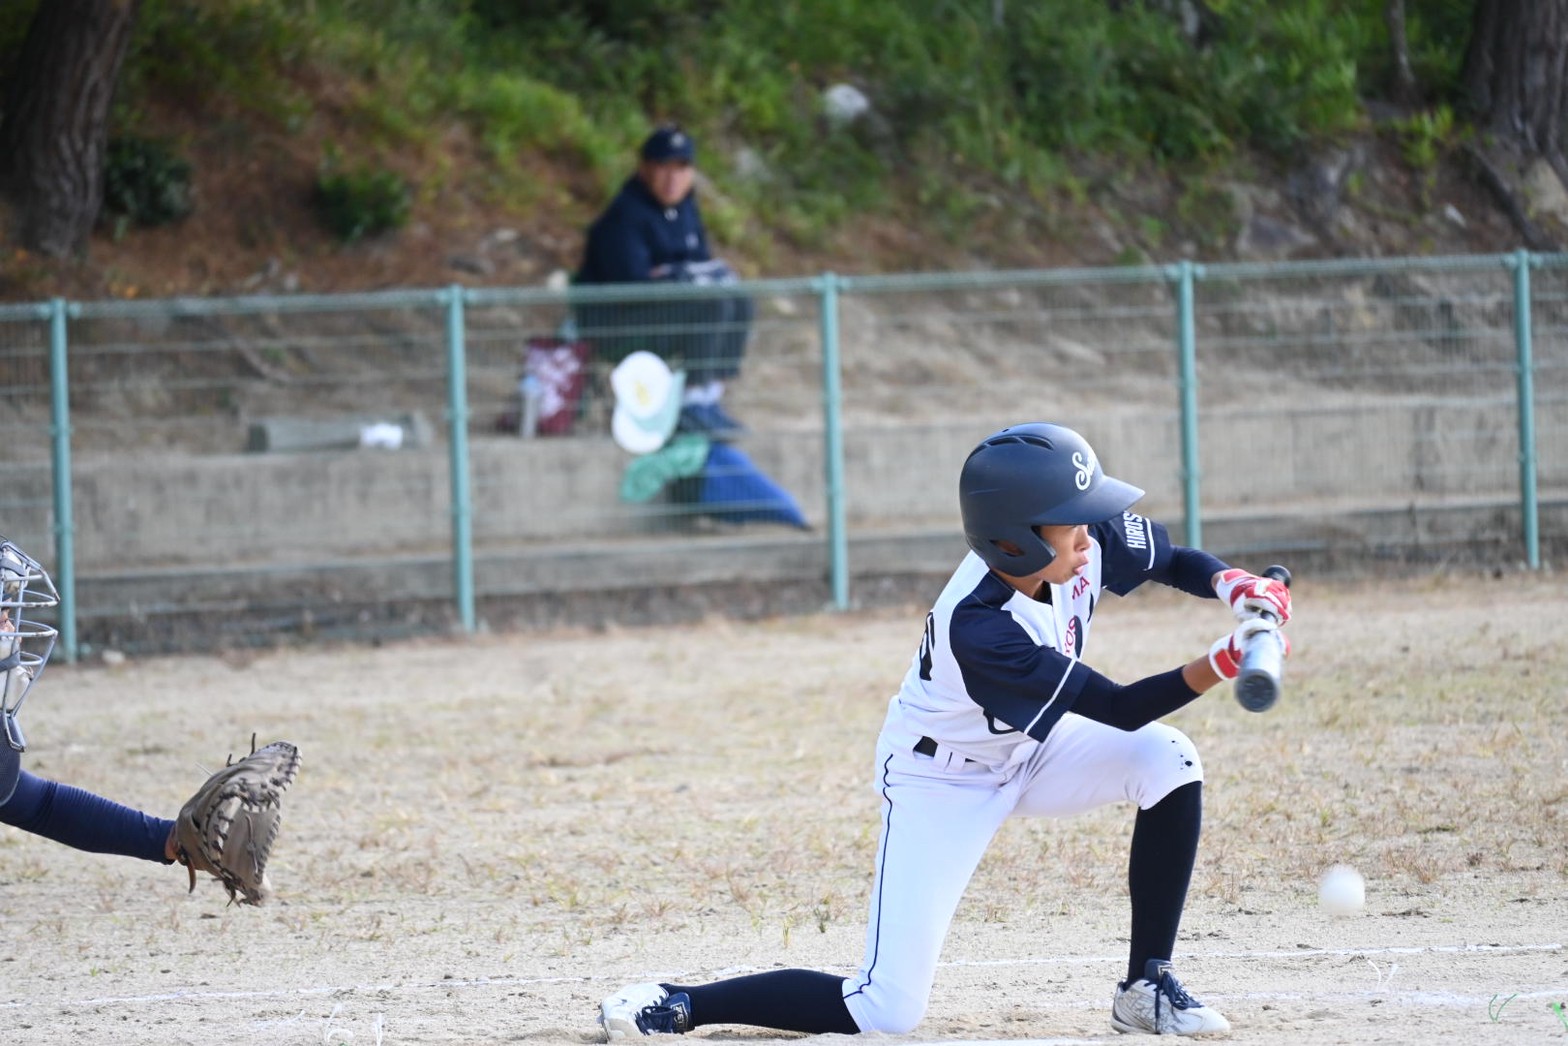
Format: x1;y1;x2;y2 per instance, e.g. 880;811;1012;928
914;736;975;763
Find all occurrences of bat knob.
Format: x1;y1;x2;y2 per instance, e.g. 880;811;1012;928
1235;664;1280;712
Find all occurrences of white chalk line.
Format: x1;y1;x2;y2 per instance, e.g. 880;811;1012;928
2;941;1559;1015
945;940;1565;968
908;1041;1114;1046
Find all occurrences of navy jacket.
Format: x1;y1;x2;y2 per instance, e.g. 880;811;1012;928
578;176;711;285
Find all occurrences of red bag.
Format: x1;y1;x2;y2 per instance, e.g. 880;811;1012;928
521;337;590;436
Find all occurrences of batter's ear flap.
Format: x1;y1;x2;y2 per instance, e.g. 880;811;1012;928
986;532;1056;575
1026;535;1058;570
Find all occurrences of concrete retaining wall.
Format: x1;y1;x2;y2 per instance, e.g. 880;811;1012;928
33;396;1558;572
2;397;1559;653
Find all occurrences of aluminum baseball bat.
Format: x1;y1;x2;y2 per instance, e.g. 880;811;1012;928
1234;564;1292;713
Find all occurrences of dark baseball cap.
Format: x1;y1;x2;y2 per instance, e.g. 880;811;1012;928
640;125;695;163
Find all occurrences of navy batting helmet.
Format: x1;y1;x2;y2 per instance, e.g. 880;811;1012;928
959;423;1145;576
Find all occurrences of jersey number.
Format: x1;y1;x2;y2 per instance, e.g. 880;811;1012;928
986;714;1019;736
918;611;1018;737
918;612;936;681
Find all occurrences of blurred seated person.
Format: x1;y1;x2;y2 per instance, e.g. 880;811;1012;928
576;124;754;441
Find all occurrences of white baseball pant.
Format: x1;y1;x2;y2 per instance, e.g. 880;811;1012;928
839;712;1204;1034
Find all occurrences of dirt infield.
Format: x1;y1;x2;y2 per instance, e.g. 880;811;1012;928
2;571;1565;1045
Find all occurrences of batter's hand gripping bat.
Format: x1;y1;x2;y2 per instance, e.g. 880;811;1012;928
1234;564;1292;713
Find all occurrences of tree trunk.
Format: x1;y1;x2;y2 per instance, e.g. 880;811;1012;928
0;0;142;258
1461;0;1568;249
1384;0;1419;107
1463;0;1568;157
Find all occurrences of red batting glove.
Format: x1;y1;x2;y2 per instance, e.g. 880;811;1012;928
1214;568;1293;625
1208;618;1290;680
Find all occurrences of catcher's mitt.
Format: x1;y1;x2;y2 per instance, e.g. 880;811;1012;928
174;735;301;906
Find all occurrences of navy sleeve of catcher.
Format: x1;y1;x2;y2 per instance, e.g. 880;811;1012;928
1068;666;1202;731
0;771;175;863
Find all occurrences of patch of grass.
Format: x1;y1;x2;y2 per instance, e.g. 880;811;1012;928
100;135;194;237
313;156;412;242
1175;179;1239;253
1391;105;1458;206
125;0;315;130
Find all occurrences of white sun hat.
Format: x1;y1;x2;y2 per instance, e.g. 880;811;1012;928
610;350;685;454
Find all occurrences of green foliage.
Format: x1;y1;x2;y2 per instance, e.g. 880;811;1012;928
450;71;594;163
1175;181;1239;253
1394;106;1457;172
125;1;314;129
1391;104;1457;206
78;0;1488;255
1137;215;1168;251
1003;0;1368;163
1360;0;1476;104
313;156;411;242
100;136;194;236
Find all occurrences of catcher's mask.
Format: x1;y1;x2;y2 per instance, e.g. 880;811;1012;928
958;422;1144;576
1;536;59;775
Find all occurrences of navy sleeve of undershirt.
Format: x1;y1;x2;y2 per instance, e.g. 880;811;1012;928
1152;546;1231;600
1068;666;1202;731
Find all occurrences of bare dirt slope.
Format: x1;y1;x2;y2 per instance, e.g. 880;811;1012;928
2;571;1564;1045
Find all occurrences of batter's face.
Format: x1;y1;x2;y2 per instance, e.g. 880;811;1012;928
1036;523;1092;583
639;159;695;208
996;523;1091;595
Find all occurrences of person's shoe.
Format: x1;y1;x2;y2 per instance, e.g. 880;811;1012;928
1111;959;1231;1036
706;401;747;436
600;983;692;1041
676;403;745;441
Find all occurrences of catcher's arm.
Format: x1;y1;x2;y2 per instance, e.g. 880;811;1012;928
173;734;301;906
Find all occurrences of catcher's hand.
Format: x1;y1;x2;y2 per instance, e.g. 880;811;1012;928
174;735;301;906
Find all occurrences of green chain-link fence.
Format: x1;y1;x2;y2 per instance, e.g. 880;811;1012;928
1;252;1560;658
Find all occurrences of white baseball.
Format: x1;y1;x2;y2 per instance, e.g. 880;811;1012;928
1318;864;1365;916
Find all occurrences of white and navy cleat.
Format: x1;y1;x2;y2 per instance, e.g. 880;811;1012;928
1111;959;1231;1036
601;983;692;1041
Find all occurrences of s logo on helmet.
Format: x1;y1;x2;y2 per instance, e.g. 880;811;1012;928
1072;450;1094;490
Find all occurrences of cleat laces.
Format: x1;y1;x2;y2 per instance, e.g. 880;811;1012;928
636;992;692;1035
1150;962;1202;1026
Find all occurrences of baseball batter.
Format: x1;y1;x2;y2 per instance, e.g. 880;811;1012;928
600;422;1291;1039
1;535;300;904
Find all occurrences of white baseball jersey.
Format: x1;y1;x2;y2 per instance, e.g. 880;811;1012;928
884;510;1171;768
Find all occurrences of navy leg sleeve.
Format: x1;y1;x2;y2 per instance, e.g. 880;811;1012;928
1126;780;1202;983
665;969;859;1034
0;770;174;864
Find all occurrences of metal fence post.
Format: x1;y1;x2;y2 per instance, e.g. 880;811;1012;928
1171;260;1203;548
48;298;77;662
818;273;849;610
1509;249;1540;569
445;286;477;632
